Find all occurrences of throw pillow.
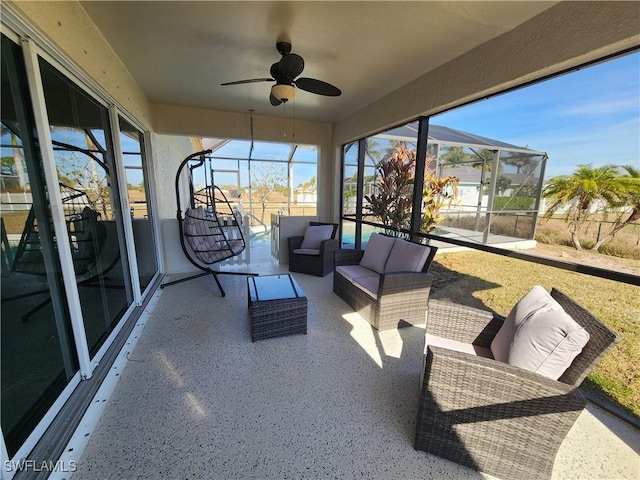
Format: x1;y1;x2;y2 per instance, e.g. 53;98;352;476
359;233;396;273
300;224;334;249
384;238;432;272
491;285;590;380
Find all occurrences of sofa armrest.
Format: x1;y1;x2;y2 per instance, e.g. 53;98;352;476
287;236;304;253
378;271;433;296
319;238;340;254
427;300;505;348
334;249;365;266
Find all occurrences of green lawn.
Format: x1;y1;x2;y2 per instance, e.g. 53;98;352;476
430;250;640;418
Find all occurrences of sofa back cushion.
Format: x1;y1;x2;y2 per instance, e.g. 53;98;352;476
359;233;396;273
300;224;334;249
491;285;590;380
384;238;432;273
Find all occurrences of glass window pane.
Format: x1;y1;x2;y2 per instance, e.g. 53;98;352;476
40;57;132;356
119;115;158;291
1;34;78;458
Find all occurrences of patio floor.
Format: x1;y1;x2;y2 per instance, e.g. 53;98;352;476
64;253;639;479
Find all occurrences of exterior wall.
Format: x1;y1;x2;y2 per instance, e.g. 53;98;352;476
148;134;198;274
8;0;152;128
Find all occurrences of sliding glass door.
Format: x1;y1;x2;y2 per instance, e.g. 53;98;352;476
1;30;158;461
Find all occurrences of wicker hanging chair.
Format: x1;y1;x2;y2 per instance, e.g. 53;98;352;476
160;150;256;296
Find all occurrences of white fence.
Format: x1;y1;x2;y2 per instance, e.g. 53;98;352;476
218;214;251;266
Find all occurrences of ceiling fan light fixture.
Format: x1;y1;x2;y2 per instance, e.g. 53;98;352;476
271;84;296;102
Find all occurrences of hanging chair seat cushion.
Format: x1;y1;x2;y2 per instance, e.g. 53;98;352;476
183;207;243;264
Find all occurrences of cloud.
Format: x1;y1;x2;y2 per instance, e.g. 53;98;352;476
558;97;638;117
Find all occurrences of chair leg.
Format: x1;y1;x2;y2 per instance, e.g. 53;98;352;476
160;271;212;289
211;272;225;297
161;269;258;297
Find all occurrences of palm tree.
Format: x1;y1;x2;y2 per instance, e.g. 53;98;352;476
542;164;623;250
439;146;468;165
591;165;640;250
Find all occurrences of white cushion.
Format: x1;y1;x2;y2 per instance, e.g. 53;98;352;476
491;286;590;380
359;233;396;273
293;248;320;256
335;265;378;283
384;238;432;272
300;224;334;249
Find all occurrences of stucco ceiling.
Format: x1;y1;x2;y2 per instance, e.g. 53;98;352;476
80;1;559;123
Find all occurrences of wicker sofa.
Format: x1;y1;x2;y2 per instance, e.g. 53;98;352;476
415;289;620;480
333;233;436;331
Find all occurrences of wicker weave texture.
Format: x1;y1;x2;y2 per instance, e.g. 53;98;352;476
415;296;620;480
247;276;307;342
288;236;340;277
333;248;434;331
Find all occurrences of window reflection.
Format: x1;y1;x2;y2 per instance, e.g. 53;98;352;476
39;57;132;356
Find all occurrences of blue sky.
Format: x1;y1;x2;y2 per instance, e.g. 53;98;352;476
433;51;640;180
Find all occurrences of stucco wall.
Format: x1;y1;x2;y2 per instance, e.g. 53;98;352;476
7;0;152;128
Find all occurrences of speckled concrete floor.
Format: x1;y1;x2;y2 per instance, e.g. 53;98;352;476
70;260;639;480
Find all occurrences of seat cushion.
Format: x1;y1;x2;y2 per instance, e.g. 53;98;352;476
353;275;379;299
335;265;378;283
424;333;493;359
384;238;432;272
491;285;590;380
300;224;334;249
359;233;396;273
293;248;320;256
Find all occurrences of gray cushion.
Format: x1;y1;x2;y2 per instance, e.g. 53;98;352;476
335;265;378;283
491;285;590;380
300;224;334;249
424;334;493;359
353;275;379;299
293;248;320;256
359;233;396;273
384;238;432;272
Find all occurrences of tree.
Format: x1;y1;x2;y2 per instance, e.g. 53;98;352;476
364;143;415;235
591;165;640;250
422;154;459;233
440;146;468;166
250;162;287;222
364;143;459;236
542;164;623;250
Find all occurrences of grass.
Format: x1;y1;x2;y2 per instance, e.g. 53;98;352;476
430;250;640;418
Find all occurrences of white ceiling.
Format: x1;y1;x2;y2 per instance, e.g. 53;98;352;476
80;1;558;123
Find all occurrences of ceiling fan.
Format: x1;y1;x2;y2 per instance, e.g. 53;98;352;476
221;41;341;106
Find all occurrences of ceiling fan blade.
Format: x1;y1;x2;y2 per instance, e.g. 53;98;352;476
270;92;283;106
295;77;341;96
278;54;304;80
220;78;273;86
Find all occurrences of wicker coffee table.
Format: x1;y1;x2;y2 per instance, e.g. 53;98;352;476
247;274;307;342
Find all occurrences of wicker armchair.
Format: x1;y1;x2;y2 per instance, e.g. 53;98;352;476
415;290;620;480
287;222;339;277
333;242;436;331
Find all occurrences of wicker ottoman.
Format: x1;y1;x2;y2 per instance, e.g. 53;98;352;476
247;274;307;342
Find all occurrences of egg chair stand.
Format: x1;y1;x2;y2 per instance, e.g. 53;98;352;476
160;150;257;297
